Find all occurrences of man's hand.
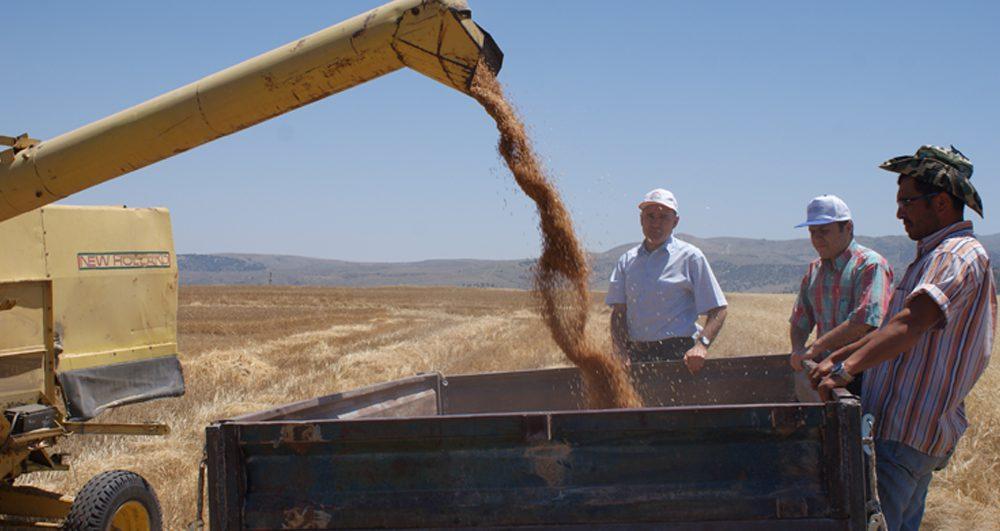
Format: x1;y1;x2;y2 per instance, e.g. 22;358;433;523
789;343;822;371
807;360;838;401
789;349;807;371
683;343;707;374
816;376;840;401
808;335;864;386
808;348;858;401
808;354;837;388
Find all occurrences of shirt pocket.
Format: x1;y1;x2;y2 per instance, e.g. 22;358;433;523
655;270;690;298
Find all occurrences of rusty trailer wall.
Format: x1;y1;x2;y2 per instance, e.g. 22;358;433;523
206;356;865;529
229;355;798;423
230;373;442;423
441;355;797;415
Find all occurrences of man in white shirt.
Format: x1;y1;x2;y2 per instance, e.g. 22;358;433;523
606;188;728;374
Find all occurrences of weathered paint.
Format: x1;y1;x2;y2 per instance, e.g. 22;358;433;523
440;355;796;414
206;356;868;530
0;206;182;420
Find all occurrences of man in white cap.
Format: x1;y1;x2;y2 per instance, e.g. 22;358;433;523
788;195;893;399
606;188;728;373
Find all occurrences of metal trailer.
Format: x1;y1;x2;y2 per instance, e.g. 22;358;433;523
205;355;873;530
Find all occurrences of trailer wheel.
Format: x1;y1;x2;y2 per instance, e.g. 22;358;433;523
65;470;162;531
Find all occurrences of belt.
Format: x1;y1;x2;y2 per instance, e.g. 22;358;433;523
629;337;693;351
627;337;695;363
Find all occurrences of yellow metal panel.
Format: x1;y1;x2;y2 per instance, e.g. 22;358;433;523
0;281;49;409
0;209;47;281
0;284;45;356
0;351;44;399
56;344;177;372
0;485;73;519
38;206;178;371
393;3;495;89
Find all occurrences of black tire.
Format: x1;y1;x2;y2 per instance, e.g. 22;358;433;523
64;470;163;531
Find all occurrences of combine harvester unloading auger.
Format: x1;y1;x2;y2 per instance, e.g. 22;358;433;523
0;1;500;220
0;1;500;528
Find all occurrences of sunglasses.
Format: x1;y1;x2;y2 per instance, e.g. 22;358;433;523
896;192;939;209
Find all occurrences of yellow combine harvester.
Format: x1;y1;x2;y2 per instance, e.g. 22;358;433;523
0;1;501;528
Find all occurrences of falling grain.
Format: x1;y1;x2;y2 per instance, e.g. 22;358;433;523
470;65;641;409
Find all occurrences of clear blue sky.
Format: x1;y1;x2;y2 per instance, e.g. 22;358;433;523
4;1;998;261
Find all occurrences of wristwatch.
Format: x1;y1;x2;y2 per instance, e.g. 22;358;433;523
698;334;711;348
830;362;854;384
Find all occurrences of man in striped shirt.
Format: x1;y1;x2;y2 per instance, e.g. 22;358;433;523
788;195;893;401
811;145;995;531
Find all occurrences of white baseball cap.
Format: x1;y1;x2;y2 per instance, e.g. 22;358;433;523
795;195;852;228
639;188;678;213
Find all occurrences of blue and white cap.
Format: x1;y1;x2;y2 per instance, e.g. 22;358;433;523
795;195;852;228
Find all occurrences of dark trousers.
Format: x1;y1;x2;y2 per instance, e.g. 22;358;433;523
627;337;695;363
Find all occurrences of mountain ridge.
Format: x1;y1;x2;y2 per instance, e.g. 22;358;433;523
179;232;1000;293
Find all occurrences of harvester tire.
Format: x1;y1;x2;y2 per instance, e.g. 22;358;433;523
65;470;162;531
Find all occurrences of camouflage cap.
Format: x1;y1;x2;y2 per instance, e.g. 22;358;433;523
879;145;983;217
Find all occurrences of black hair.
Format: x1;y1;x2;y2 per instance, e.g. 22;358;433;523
836;220;853;238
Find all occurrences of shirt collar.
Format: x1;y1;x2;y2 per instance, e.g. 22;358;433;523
917;220;974;257
823;239;858;271
639;235;674;256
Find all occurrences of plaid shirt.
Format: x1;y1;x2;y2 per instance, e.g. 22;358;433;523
862;221;996;456
790;240;894;338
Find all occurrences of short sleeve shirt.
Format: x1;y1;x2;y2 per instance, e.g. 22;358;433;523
605;237;727;342
789;240;894;338
862;221;996;457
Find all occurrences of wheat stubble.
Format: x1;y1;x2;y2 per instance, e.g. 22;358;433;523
470;66;641;409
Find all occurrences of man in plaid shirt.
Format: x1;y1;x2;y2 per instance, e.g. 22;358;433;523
788;195;894;401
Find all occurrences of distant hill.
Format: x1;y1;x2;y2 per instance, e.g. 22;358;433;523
179;232;1000;293
179;254;535;289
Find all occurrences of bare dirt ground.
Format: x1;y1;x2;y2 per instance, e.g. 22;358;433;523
21;286;999;530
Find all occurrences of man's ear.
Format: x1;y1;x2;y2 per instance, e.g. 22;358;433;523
931;193;952;216
673;216;680;229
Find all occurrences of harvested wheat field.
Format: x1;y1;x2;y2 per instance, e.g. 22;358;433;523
19;286;1000;530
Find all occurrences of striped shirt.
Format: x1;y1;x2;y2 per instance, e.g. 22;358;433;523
790;240;894;338
862;221;996;457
